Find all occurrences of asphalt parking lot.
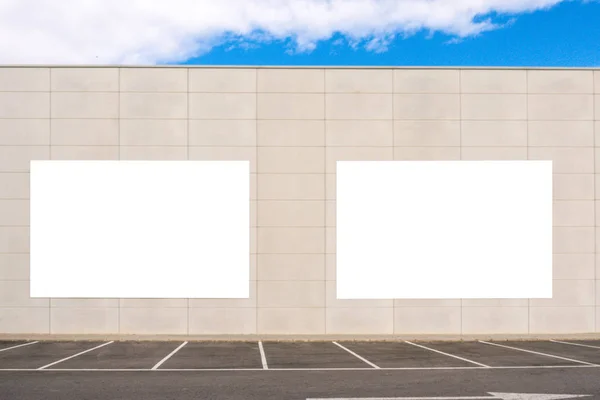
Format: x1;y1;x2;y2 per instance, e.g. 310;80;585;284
1;339;600;399
2;338;600;371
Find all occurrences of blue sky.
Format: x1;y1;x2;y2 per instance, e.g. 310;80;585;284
182;1;600;67
1;0;598;66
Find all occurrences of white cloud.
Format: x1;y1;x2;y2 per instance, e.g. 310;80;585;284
0;0;570;64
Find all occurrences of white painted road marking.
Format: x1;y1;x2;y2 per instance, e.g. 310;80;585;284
0;364;598;372
549;340;600;350
332;341;380;369
478;341;598;366
306;392;590;400
38;341;114;370
151;341;187;370
258;341;268;370
0;341;39;353
404;341;490;368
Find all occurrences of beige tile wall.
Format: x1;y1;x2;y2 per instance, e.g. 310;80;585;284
0;67;598;336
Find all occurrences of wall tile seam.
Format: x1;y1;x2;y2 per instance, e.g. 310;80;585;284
0;278;31;282
116;67;122;334
252;306;345;309
28;144;184;148
593;71;597;331
0;306;52;310
5;144;596;149
457;70;464;335
4;152;596;158
186;67;190;335
2;117;598;122
47;70;52;158
305;304;569;308
46;306;121;309
6;252;597;255
0;91;588;95
526;92;596;96
523;306;599;309
0;90;52;93
255;199;329;202
410;92;592;95
0;118;185;121
47;68;52;335
0;298;580;309
322;69;328;333
256;280;333;284
20;223;595;228
552;251;597;255
552;199;599;202
188;306;254;311
117;307;191;310
250;305;600;309
256;199;332;203
6;90;591;94
0;305;393;310
526;69;530;334
9;144;599;148
117;70;121;158
254;68;259;334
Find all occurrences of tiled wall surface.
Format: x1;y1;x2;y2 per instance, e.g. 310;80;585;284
0;66;599;336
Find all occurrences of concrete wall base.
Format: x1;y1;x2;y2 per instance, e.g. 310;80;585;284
2;333;600;342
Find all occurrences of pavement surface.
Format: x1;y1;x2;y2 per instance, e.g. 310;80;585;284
1;339;600;399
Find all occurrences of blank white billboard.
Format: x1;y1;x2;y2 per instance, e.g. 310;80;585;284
336;161;552;299
30;160;250;298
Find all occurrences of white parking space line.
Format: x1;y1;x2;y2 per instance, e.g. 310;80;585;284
38;341;114;370
404;341;490;368
151;341;188;370
0;341;39;353
478;340;598;366
307;397;495;400
489;364;598;369
550;339;600;350
258;341;268;370
332;342;380;369
0;364;597;372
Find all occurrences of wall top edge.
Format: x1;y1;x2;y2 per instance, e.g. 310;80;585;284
0;65;598;71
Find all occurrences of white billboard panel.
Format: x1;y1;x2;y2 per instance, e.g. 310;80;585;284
30;160;250;298
336;160;552;299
